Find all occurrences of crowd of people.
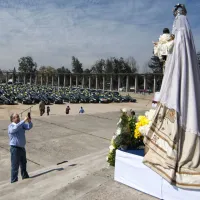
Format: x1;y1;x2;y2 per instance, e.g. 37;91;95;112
38;100;85;116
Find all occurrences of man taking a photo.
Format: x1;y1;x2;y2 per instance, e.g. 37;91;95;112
8;113;33;183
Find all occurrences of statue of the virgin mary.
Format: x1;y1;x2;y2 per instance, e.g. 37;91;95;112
143;4;200;189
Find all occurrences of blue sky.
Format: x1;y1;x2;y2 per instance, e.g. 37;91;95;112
0;0;199;72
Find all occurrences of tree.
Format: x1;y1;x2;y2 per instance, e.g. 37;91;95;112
71;56;83;73
83;68;91;74
39;66;56;75
18;56;37;73
18;56;37;82
91;59;105;74
38;66;57;85
126;56;138;73
88;56;138;89
105;58;114;73
0;69;3;83
148;55;162;73
110;57;133;88
90;59;106;88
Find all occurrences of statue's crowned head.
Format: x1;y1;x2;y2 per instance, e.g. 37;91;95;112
173;4;187;17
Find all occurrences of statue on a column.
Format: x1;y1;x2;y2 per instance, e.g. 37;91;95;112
153;28;174;73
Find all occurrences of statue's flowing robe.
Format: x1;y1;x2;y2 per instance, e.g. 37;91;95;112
143;15;200;189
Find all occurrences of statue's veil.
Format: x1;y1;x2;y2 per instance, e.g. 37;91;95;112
159;14;200;135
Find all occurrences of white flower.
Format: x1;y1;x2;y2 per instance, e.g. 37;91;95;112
139;125;150;136
115;127;122;136
106;156;109;161
109;145;115;152
121;108;127;113
117;118;122;126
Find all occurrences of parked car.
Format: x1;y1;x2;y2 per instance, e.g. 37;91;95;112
0;95;15;105
89;95;99;103
79;95;90;103
22;96;34;104
99;95;109;103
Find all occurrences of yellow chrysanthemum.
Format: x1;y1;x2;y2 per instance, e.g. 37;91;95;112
134;115;149;139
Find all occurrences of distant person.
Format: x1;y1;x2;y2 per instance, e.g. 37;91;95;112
47;106;50;116
66;105;70;114
8;113;33;183
79;107;84;114
39;101;45;116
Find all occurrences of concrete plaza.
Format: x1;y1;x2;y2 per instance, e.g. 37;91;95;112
0;95;157;200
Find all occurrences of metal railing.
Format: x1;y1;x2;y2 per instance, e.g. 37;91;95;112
19;106;33;118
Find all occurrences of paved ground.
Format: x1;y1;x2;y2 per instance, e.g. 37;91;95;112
0;96;157;200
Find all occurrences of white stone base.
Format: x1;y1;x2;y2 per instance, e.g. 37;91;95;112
114;150;200;200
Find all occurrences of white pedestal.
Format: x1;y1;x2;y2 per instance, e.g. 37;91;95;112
114;150;200;200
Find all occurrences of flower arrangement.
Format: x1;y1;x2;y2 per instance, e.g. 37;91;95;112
107;109;156;166
107;109;141;166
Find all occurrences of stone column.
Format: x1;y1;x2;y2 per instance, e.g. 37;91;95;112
96;75;98;90
118;75;121;91
110;75;113;91
52;76;54;87
35;74;37;85
6;72;8;84
153;75;156;93
76;75;78;87
63;75;66;87
17;75;20;83
70;74;72;88
82;75;85;88
12;74;14;84
40;75;43;85
102;75;105;91
46;76;48;86
88;76;91;89
144;75;147;91
126;75;129;92
24;75;26;85
58;75;60;89
134;75;138;93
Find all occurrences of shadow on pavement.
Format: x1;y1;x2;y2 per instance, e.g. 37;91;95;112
30;168;64;178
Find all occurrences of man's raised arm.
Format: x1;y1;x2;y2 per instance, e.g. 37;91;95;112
23;121;33;130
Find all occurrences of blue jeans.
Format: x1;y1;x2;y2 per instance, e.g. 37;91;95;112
10;146;29;183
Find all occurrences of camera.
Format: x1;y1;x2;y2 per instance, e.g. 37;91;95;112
28;112;31;119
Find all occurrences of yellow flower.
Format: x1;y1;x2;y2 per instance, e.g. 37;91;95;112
134;115;150;138
134;128;141;139
134;132;141;139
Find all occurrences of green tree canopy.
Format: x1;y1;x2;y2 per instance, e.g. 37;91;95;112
56;66;71;74
18;56;37;73
39;66;57;75
148;55;162;73
83;68;91;74
71;56;83;73
91;59;105;74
